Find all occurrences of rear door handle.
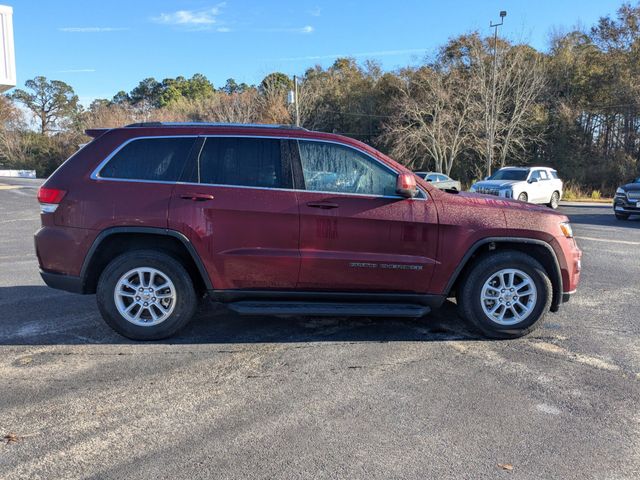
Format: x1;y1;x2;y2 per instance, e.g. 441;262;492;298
180;193;214;202
306;201;339;209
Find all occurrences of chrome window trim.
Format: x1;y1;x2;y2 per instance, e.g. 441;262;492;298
90;133;428;200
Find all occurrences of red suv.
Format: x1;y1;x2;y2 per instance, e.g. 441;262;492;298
35;123;582;340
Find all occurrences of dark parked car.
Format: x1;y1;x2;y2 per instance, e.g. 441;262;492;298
414;172;462;191
614;177;640;220
35;122;582;340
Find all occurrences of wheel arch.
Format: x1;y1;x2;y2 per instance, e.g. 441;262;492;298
445;237;563;312
81;227;212;294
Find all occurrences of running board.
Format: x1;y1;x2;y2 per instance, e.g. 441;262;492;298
226;301;430;317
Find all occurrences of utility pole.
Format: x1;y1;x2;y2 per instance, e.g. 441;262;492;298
487;10;507;178
293;75;300;127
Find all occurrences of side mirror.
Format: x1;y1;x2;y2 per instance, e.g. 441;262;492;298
396;173;418;198
528;177;538;183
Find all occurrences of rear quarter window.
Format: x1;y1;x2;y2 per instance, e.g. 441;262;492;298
99;137;196;182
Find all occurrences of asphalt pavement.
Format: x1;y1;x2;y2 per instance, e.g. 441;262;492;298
0;177;639;479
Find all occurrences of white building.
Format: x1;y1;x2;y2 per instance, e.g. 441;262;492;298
0;5;15;93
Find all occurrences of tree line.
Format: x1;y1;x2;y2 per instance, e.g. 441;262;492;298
2;2;639;194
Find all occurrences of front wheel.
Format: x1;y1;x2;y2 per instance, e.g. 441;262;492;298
517;192;528;202
615;212;629;220
96;250;197;340
458;251;552;339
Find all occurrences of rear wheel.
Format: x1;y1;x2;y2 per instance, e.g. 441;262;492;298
97;250;197;340
548;191;560;209
615;212;630;220
458;251;552;339
517;192;528;202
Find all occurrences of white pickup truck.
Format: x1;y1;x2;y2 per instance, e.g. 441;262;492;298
469;166;563;209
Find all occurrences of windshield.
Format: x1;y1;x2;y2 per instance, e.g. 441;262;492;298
489;169;529;181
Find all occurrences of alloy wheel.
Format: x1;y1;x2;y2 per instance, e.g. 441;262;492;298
114;267;177;326
480;268;537;326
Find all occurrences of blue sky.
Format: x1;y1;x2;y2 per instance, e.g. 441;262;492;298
10;0;627;105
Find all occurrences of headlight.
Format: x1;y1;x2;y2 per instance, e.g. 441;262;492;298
616;187;626;195
559;222;573;238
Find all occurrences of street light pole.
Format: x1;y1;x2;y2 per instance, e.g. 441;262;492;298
487;10;507;178
293;75;300;127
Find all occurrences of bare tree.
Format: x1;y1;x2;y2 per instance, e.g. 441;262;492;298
383;66;473;175
469;39;546;173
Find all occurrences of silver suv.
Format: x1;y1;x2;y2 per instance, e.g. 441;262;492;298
470;167;563;209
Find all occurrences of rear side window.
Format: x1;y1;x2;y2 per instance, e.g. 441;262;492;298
550;171;559;179
99;137;195;182
198;137;285;188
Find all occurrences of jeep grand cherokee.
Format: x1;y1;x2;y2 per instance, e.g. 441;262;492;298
35;122;582;340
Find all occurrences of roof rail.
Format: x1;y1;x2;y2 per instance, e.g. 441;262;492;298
124;122;308;131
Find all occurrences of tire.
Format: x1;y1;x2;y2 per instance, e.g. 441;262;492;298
615;212;630;220
458;250;552;339
517;192;528;202
548;191;560;209
96;250;197;340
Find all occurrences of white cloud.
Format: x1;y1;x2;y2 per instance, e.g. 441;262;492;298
309;6;321;17
274;48;428;61
217;26;232;33
56;68;96;73
59;27;128;33
259;25;314;34
152;4;225;27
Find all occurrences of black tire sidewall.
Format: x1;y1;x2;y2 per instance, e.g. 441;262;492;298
615;213;629;220
518;193;528;202
96;250;197;340
460;252;552;338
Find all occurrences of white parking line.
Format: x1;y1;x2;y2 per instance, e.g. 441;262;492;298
577;236;640;246
0;217;38;224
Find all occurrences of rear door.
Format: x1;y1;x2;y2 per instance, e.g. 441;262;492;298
88;136;198;231
538;169;553;203
292;139;438;293
169;136;300;290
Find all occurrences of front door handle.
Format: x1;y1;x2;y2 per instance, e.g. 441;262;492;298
180;193;214;202
306;201;339;209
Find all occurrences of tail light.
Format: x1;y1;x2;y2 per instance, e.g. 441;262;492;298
37;187;66;213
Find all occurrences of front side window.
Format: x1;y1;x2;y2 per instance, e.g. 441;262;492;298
99;137;195;181
297;140;397;196
198;137;285;188
529;170;543;181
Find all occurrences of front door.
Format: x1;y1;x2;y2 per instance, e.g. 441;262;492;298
292;139;438;293
169;136;300;290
